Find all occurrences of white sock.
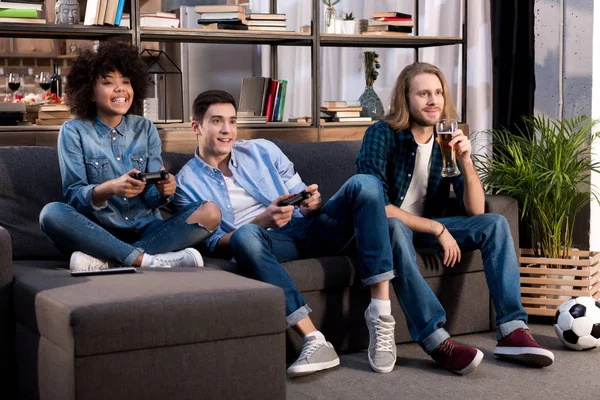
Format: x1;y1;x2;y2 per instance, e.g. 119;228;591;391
369;298;392;319
140;253;154;267
304;330;326;343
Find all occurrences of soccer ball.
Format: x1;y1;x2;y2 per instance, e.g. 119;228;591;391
553;296;600;350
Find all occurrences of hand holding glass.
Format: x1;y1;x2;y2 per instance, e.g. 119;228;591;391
436;119;461;177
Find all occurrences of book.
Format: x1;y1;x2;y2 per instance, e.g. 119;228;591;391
103;0;119;25
35;118;71;126
96;0;107;25
0;8;38;18
239;77;270;116
362;31;410;37
367;24;412;33
0;16;43;22
320;110;361;118
237;111;255;117
264;79;278;122
39;104;70;112
246;20;286;27
0;1;42;10
194;5;246;14
369;19;414;27
247;26;287;32
38;110;72;119
372;11;412;18
140;12;177;18
201;22;248;30
275;80;288;122
322;101;347;108
320;106;363;112
372;17;412;22
198;11;246;21
323;117;373;122
198;18;246;25
121;16;180;28
113;0;125;25
83;0;100;25
247;13;286;21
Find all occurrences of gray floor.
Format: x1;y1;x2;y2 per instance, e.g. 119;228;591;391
287;322;600;400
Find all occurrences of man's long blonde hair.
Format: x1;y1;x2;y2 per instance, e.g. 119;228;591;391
385;62;458;131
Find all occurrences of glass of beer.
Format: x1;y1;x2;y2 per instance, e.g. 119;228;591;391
436;118;461;177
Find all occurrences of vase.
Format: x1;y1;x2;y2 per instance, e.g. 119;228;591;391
324;6;335;33
359;86;384;119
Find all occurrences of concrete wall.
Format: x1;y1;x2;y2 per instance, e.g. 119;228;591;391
534;0;596;250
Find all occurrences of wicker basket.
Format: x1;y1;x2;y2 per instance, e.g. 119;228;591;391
518;249;600;316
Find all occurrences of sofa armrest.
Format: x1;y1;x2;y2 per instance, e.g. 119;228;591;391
0;225;15;391
485;194;520;254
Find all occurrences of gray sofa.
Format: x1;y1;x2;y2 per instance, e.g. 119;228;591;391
0;141;519;399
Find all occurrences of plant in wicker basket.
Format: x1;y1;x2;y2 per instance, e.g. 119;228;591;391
475;115;600;260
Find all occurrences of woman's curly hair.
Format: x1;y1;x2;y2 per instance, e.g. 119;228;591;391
65;41;149;120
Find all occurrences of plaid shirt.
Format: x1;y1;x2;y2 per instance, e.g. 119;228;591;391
355;120;465;218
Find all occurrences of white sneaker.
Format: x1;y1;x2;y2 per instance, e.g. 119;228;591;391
365;306;397;373
286;337;340;378
148;248;204;268
70;251;111;272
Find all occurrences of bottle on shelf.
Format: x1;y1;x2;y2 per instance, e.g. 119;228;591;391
51;63;63;99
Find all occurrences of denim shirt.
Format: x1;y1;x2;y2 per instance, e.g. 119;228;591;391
174;139;307;252
57;114;170;231
355;120;465;217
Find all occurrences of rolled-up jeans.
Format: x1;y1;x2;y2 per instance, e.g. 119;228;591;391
230;174;396;328
388;213;528;353
40;200;214;266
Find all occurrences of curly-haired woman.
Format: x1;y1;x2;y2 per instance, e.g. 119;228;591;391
40;41;221;272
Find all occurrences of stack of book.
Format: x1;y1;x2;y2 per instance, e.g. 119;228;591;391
0;1;45;24
236;111;267;125
119;12;179;28
320;101;371;123
196;4;248;31
238;77;288;123
35;104;72;126
83;0;127;26
246;13;286;32
364;11;413;36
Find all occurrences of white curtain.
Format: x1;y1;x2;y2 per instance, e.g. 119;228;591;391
254;0;492;153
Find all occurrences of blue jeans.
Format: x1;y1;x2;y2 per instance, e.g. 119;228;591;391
389;214;529;352
39;201;214;266
229;174;396;328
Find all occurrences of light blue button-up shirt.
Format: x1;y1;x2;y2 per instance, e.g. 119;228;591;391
174;139;307;252
58;114;170;231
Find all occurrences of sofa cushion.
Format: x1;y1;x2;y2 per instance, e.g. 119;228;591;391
13;261;285;357
0;147;64;260
272;140;362;202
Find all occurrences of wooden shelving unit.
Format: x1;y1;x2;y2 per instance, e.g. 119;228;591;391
1;0;468;141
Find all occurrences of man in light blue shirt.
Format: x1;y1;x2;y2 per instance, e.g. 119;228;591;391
175;90;397;377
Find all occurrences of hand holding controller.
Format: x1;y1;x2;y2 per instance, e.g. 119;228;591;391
132;170;170;184
278;190;312;207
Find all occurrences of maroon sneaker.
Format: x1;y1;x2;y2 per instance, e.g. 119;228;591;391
430;338;484;375
494;328;554;367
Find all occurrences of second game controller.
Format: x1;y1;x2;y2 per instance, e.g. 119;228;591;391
278;190;312;207
133;170;169;184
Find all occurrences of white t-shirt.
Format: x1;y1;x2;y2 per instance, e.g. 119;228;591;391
400;136;434;216
224;175;267;226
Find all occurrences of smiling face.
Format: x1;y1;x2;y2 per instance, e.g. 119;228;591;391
193;103;237;167
407;72;445;129
92;70;133;127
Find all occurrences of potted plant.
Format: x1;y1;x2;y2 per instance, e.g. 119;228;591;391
475;115;600;314
342;12;356;34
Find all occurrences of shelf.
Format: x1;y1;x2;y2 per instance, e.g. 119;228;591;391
0;23;131;40
140;28;313;46
320;34;463;48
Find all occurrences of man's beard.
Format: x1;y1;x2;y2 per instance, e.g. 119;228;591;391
409;114;438;129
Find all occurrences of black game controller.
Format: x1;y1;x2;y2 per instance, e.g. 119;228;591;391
132;170;170;184
278;190;312;207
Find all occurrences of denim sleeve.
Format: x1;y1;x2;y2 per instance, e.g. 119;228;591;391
205;225;227;253
58;122;105;213
268;140;306;193
355;124;391;204
141;121;170;209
